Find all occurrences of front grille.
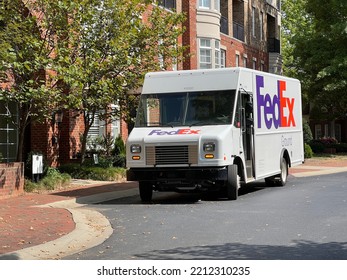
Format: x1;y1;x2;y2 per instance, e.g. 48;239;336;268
146;145;198;166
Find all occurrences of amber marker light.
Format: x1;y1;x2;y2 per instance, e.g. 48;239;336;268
205;154;214;159
132;156;141;160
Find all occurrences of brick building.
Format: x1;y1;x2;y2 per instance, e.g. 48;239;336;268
0;0;282;167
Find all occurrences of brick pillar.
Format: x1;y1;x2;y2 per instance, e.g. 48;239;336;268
182;0;198;70
0;163;24;198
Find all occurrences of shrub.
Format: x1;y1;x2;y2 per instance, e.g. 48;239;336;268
318;137;338;145
303;122;313;144
24;167;71;192
309;137;340;154
112;135;126;168
304;143;313;158
331;143;347;153
58;163;126;181
309;140;325;154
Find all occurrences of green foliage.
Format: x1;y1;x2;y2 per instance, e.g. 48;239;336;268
291;0;347;121
84;134;126;167
1;0;186;163
281;0;311;78
114;135;126;155
113;135;126;167
24;167;71;192
0;0;63;161
310;137;342;154
47;0;187;164
303;122;313;144
58;163;125;181
309;140;325;154
304;143;313;158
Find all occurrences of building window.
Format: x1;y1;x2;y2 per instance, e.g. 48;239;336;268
252;7;256;37
0;101;18;163
315;124;322;139
260;11;264;41
87;107;120;143
199;0;211;9
199;38;223;69
221;49;226;68
260;61;265;71
235;54;240;67
199;38;212;69
215;40;221;68
253;58;257;70
158;0;176;10
324;124;329;137
243;56;247;68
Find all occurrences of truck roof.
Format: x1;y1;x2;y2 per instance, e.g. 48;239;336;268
142;67;300;94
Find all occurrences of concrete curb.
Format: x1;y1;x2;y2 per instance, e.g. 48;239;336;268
0;188;138;260
290;166;347;178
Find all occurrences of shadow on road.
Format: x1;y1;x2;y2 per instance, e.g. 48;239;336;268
96;181;268;205
133;240;347;260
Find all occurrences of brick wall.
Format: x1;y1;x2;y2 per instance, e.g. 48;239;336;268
182;0;198;70
0;163;24;199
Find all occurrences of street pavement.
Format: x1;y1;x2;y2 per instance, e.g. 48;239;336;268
1;156;347;260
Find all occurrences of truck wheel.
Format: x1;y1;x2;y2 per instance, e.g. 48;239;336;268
277;157;288;186
139;181;153;202
227;164;239;200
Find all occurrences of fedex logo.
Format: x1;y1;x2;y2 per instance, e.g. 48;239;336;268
148;129;200;136
256;75;296;129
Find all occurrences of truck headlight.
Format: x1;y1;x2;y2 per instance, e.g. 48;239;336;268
130;144;141;153
203;142;215;152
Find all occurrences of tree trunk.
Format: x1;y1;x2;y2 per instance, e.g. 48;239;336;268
16;107;30;163
79;110;94;165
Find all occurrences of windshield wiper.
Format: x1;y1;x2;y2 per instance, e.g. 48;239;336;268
189;121;212;127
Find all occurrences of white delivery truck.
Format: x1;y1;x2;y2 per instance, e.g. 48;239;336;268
126;67;304;202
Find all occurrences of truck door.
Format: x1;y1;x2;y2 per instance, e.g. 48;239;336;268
241;92;255;179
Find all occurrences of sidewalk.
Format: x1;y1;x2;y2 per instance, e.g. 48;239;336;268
1;156;347;259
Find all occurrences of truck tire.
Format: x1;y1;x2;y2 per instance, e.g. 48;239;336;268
227;164;239;200
277;157;288;186
139;181;153;202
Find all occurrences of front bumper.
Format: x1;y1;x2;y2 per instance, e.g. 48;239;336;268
127;167;228;183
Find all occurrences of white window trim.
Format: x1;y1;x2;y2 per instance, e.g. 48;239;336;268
199;0;211;9
252;6;256;37
198;38;222;69
199;38;212;69
0;102;18;162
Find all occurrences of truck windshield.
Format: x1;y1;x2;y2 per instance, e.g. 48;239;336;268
135;90;236;127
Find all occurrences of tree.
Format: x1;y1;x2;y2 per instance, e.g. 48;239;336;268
291;0;347;136
0;0;186;164
48;0;186;164
281;0;310;78
0;0;62;162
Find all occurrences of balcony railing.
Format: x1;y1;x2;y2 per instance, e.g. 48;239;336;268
268;37;280;53
220;16;228;35
233;22;244;42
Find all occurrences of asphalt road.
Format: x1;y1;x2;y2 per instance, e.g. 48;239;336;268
65;172;347;260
